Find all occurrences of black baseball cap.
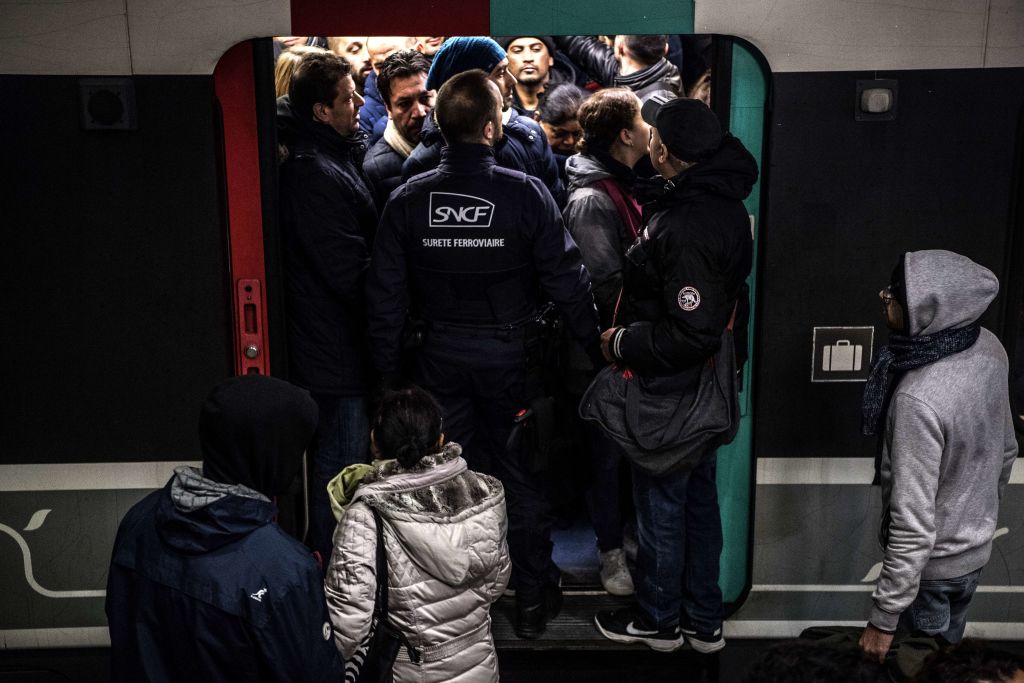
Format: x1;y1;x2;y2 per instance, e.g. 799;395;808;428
641;91;722;162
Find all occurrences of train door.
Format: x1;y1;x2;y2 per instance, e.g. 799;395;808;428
252;7;771;635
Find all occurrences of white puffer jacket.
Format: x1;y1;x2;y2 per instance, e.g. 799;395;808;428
325;443;510;683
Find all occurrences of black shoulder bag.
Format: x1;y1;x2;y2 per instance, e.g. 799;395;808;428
345;508;418;683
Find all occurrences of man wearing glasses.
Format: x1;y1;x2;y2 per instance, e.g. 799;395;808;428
859;250;1017;662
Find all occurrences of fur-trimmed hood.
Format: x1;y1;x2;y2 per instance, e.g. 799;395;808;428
344;443;506;587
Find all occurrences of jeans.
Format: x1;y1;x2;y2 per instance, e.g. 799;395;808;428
898;568;982;643
309;394;369;566
586;426;626;553
632;450;723;633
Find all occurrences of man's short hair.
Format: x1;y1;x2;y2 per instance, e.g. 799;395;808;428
435;69;500;145
623;35;668;66
288;51;352;120
377;49;432;108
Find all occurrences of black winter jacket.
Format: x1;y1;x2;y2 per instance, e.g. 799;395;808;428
554;36;682;98
363;136;406;212
614;133;757;376
106;474;343;682
368;144;599;374
279;110;378;396
402;110;565;205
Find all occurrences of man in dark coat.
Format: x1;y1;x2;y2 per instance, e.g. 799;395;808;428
401;36;565;205
278;51;378;563
367;71;601;640
593;95;757;654
554;35;682;99
362;49;435;211
106;376;343;682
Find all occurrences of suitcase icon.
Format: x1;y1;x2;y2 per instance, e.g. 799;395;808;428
823;340;862;372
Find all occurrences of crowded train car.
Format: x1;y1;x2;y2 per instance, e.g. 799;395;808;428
1;0;1023;679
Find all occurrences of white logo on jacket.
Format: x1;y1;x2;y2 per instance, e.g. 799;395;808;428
677;286;701;311
250;588;268;602
429;192;495;228
322;621;332;640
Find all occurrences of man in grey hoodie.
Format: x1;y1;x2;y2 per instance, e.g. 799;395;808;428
859;250;1018;662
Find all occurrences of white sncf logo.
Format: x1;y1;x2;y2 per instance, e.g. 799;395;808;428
250;588;268;602
429;192;495;228
677;286;701;311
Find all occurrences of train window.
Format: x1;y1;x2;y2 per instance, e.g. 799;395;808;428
257;33;766;618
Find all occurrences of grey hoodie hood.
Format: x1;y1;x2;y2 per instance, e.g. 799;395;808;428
904;250;998;337
565;153;613;193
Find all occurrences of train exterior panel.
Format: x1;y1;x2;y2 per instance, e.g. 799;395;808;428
1;0;1022;649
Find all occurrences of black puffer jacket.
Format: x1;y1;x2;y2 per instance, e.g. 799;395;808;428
554;36;682;98
402;109;565;205
362;137;405;212
278;104;378;396
613;133;757;376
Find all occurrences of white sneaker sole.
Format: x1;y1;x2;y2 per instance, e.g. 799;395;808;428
683;635;726;654
600;578;636;597
593;616;685;652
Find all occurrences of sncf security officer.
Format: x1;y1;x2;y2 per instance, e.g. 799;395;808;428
367;70;601;639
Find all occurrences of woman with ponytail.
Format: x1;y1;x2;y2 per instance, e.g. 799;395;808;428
325;385;511;682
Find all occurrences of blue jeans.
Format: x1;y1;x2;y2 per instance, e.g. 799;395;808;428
309;394;369;566
898;568;982;643
632;451;723;633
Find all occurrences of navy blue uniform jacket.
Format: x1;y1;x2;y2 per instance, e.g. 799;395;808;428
367;144;599;374
106;481;343;682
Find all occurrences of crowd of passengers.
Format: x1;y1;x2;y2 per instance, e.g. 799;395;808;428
104;34;1019;683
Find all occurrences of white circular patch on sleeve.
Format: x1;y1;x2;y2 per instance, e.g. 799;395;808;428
323;621;332;640
677;286;701;311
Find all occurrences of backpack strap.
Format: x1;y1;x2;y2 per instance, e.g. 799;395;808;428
592;177;643;241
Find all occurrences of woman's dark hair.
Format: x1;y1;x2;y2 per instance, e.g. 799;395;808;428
537;83;586;126
576;87;639;154
372;385;443;468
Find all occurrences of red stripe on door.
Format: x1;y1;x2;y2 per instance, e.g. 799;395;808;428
213;41;270;376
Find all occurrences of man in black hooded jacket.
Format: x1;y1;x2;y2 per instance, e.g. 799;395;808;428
106;376;343;682
593;95;757;655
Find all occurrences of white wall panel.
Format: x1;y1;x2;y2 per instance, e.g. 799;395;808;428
695;0;1021;72
986;0;1024;68
126;0;290;74
0;0;132;75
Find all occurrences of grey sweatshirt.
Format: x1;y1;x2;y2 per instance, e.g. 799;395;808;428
870;250;1018;631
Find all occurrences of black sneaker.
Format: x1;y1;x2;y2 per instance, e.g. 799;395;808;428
681;627;725;653
594;607;684;652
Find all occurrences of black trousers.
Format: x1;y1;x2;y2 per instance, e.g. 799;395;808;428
414;326;557;605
